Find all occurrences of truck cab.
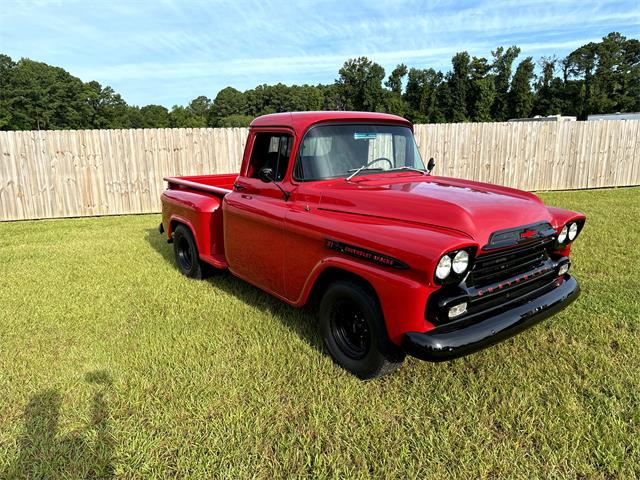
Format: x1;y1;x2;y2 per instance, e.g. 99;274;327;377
161;111;584;379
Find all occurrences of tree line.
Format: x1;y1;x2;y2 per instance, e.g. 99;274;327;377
1;32;638;131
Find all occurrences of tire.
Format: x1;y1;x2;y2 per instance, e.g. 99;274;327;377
173;224;204;279
319;280;405;379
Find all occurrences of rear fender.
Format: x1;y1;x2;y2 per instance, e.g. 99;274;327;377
161;190;225;258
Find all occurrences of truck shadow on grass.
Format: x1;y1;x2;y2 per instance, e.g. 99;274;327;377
144;228;324;355
3;371;114;479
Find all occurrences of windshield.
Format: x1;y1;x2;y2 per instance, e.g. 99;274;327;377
293;124;425;181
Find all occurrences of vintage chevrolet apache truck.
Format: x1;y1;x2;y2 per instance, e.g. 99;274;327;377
160;111;585;379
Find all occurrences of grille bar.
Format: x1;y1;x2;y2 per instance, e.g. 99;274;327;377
469;238;552;287
467;273;556;315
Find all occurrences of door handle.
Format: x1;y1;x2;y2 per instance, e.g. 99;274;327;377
241;194;253;199
233;182;246;191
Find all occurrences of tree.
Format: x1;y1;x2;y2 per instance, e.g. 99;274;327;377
560;33;640;118
0;53;14;77
121;106;144;129
508;57;535;119
565;42;598;118
468;56;495;122
591;33;640;114
169;95;211;128
210;87;246;126
84;81;130;128
167;95;212;127
491;46;521;121
188;96;212;118
467;57;496;122
385;64;408;94
318;84;341;110
470;77;496;122
169;105;207;128
404;68;444;123
1;57;91;130
382;64;409;116
294;85;325;111
217;114;253;127
0;54;17;128
446;52;471;122
533;57;562;116
139;105;170;128
380;90;406;117
335;57;386;111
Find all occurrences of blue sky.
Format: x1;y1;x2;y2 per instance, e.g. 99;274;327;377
1;0;638;107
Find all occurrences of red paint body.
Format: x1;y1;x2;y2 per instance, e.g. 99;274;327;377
161;112;585;346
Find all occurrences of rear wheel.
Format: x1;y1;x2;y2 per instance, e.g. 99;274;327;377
319;280;404;379
173;224;204;279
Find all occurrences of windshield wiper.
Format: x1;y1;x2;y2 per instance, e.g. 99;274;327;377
345;166;384;181
387;166;428;175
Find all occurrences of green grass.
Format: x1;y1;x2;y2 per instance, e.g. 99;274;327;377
0;187;639;479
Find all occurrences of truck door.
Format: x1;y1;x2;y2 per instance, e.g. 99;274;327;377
223;130;293;297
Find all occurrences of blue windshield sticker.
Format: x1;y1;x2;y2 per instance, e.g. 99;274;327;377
354;132;377;140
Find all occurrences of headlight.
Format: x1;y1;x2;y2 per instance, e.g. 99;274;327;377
558;225;568;243
435;255;452;280
452;250;469;274
435;248;474;283
568;222;578;241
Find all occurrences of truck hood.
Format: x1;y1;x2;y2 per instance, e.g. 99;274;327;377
317;175;552;246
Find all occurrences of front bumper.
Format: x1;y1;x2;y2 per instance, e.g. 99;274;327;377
402;274;580;361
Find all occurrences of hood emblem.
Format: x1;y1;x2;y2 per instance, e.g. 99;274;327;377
484;221;555;251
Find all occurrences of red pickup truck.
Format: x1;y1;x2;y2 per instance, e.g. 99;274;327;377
160;111;584;379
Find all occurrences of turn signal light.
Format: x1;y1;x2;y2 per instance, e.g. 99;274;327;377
448;302;468;319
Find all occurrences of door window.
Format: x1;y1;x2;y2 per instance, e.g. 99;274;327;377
247;133;293;181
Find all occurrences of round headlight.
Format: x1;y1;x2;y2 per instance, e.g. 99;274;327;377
435;255;452;280
558;225;568;243
568;222;578;241
452;250;469;274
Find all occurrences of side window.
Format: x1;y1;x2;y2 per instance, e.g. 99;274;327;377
247;132;293;181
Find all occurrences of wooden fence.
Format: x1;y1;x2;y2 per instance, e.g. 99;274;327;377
1;121;638;221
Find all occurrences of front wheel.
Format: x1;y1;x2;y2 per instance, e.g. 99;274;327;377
319;280;404;379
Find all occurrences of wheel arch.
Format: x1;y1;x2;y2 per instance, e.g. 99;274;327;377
305;265;381;312
168;216;201;252
297;257;434;346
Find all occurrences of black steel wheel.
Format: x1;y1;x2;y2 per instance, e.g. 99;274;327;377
329;300;372;360
320;279;405;379
176;234;194;271
172;224;204;279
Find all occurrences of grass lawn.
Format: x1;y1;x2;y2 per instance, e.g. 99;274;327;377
0;187;639;479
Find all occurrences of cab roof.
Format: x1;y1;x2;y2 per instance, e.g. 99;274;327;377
250;111;413;135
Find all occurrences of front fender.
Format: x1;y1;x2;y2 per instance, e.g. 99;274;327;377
298;256;437;345
546;206;586;256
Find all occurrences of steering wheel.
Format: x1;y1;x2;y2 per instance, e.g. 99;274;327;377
366;157;393;169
